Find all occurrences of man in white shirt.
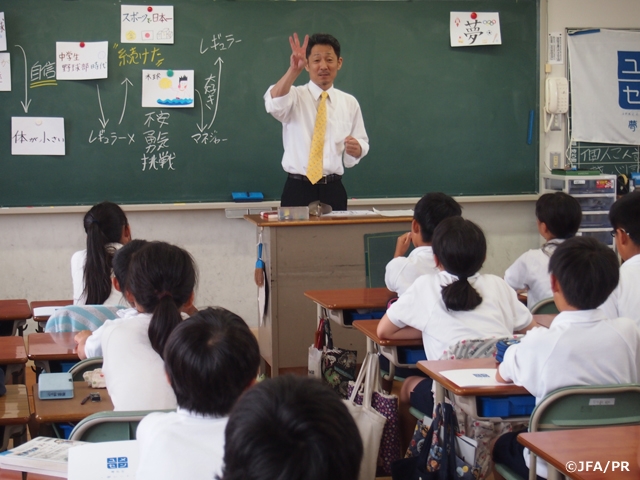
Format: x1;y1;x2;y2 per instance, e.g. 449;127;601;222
264;33;369;210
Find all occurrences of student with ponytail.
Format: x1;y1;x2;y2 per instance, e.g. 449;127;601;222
377;217;533;428
76;241;197;411
72;201;131;305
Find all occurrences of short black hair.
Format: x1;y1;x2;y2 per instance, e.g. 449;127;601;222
413;192;462;243
163;307;260;416
548;236;619;310
112;239;148;291
306;33;341;59
536;192;582;239
609;191;640;245
219;376;362;480
432;217;486;311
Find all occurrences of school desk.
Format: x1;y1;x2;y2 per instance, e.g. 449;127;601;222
31;382;113;425
0;336;28;385
245;214;411;376
0;470;59;480
304;287;396;327
29;300;73;333
26;333;79;374
518;425;640;479
0;300;32;337
0;385;31;453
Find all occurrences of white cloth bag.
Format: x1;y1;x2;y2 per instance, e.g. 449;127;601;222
343;352;387;480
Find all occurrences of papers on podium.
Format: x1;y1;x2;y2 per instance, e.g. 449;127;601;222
0;436;87;477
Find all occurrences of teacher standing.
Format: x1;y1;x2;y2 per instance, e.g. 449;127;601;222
264;33;369;211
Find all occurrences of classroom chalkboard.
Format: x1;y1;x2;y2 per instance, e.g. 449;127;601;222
569;142;640;175
0;0;539;207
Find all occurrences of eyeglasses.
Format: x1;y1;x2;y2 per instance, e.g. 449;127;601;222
610;228;628;237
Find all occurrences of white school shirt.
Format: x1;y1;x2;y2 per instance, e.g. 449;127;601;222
101;311;182;411
499;309;640;478
504;240;564;309
386;271;532;361
71;245;124;306
83;307;138;358
384;246;438;296
600;254;640;327
136;408;228;480
264;82;369;176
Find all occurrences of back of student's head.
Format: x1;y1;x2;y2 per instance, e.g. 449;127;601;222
548;236;619;310
163;307;259;416
82;201;129;304
535;192;582;239
220;375;362;480
432;217;486;311
413;192;462;243
112;239;148;292
126;241;197;358
609;191;640;245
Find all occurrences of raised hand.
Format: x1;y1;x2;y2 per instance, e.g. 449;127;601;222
289;32;309;71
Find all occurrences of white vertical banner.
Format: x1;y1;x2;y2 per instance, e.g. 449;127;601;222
568;29;640;144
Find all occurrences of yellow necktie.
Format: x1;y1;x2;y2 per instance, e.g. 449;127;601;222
307;91;328;184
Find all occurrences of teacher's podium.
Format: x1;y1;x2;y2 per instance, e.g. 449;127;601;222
244;214;411;376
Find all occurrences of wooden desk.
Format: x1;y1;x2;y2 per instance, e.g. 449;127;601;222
32;382;113;424
27;333;79;374
0;385;31;452
0;300;32;337
245;214;411;375
0;470;60;480
518;425;640;479
0;336;28;384
418;357;528;405
30;300;73;333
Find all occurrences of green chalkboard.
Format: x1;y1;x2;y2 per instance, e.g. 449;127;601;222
0;0;539;207
570;142;640;175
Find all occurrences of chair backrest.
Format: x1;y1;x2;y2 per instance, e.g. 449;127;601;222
44;305;126;333
530;384;640;432
68;409;172;442
68;357;104;381
529;297;559;315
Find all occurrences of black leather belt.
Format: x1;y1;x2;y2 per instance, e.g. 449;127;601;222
288;173;342;184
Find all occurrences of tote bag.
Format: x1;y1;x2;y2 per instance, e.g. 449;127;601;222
343;352;387;480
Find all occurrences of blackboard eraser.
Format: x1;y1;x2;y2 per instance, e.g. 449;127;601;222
232;192;264;202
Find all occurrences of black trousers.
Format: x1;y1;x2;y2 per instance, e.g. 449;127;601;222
280;176;348;211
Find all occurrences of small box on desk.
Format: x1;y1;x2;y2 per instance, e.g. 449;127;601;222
38;372;74;400
477;395;535;417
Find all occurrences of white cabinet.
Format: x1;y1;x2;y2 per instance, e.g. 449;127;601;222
543;174;617;248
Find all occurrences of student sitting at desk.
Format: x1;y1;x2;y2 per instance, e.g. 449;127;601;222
493;236;640;480
72;201;132;306
76;241;197;410
137;307;260;480
385;192;461;297
504;192;581;309
377;217;533;439
600;191;640;325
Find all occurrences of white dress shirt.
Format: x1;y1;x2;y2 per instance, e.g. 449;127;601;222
136;408;228;480
264;81;369;176
386;271;532;361
499;309;640;478
384;246;437;296
600;254;640;326
71;245;124;306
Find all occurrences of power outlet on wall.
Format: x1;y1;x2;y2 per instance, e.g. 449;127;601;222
550;152;562;169
550;114;563;131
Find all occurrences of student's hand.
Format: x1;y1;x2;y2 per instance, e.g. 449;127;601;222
344;136;362;158
394;232;412;258
74;330;92;360
289;33;309;72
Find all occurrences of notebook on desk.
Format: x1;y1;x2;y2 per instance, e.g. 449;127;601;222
68;440;139;480
439;368;503;387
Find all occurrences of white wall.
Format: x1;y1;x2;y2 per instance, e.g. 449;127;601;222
0;199;538;329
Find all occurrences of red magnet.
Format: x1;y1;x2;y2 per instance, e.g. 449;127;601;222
471;12;477;19
80;42;85;48
147;6;153;12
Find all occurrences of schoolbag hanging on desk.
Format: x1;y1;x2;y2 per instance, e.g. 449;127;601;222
320;315;357;399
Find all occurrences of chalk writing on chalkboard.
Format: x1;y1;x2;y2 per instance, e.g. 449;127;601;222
570;142;640;174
